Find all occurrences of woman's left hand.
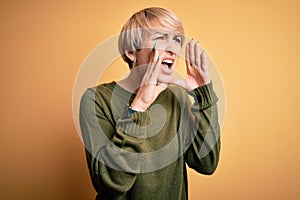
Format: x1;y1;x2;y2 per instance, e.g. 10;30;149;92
171;39;211;91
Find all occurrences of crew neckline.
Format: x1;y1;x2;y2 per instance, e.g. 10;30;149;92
105;81;171;103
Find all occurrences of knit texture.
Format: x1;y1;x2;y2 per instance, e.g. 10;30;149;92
79;81;220;200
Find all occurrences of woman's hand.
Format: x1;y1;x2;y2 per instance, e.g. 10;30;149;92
130;45;166;111
171;39;211;91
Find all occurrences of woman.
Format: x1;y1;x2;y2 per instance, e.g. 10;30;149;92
80;7;220;200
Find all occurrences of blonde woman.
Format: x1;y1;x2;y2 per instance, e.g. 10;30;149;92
80;7;220;200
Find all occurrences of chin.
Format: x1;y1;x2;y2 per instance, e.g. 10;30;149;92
157;73;173;84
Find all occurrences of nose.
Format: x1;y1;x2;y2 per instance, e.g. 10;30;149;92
164;40;180;55
166;44;175;55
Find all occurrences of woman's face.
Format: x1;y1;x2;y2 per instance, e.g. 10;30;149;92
134;26;183;83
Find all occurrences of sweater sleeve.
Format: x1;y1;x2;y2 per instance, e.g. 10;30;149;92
79;88;151;196
184;82;221;175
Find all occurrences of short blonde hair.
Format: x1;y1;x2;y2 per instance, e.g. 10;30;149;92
118;7;185;68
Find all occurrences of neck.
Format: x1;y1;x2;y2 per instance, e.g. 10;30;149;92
116;67;168;94
117;68;143;93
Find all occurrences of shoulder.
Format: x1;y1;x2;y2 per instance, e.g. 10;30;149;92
80;82;116;110
81;81;116;100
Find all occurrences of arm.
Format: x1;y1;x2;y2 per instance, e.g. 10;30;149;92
79;43;167;195
79;88;151;195
184;82;220;175
171;39;221;174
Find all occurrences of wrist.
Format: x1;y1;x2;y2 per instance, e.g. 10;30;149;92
188;79;211;91
130;101;148;112
127;105;137;115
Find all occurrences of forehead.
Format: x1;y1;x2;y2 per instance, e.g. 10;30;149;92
143;26;183;36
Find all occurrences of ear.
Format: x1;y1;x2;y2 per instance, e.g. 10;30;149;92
125;50;136;63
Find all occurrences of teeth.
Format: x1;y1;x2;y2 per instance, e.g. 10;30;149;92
162;59;173;64
161;59;174;69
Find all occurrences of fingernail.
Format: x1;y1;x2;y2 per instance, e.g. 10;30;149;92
152;42;156;51
157;55;160;61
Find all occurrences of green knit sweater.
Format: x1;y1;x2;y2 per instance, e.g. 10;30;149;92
79;81;220;200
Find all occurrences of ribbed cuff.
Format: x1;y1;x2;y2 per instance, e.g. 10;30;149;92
117;111;151;137
188;82;218;109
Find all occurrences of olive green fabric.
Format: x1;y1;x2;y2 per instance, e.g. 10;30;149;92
80;81;220;200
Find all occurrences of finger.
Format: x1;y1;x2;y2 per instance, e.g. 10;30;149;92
185;43;192;71
153;51;164;77
152;42;157;52
150;42;157;63
195;42;201;68
149;42;157;63
140;47;159;87
141;42;158;83
151;46;159;64
201;50;208;72
144;44;159;76
144;51;162;86
189;39;195;67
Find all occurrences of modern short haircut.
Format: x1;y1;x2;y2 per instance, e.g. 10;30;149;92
118;7;185;68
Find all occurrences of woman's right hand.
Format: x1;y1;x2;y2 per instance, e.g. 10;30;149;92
130;44;166;112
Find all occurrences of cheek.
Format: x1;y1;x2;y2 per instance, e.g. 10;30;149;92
174;44;182;54
144;49;153;61
141;38;155;49
157;42;182;55
136;49;153;65
173;57;180;68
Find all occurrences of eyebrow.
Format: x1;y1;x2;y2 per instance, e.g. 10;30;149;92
152;31;168;35
151;31;182;37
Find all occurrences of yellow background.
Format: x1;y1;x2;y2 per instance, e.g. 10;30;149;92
1;0;299;199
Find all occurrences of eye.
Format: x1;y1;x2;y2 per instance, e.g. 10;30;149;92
154;36;164;40
174;36;182;44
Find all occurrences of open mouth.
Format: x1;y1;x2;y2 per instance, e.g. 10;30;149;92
161;59;174;69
